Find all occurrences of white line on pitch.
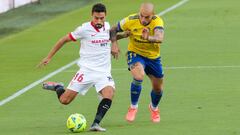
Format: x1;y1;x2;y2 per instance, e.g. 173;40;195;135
0;0;190;106
158;0;189;16
0;59;78;106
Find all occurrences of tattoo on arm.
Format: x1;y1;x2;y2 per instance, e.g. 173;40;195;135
148;28;164;43
116;31;130;40
110;25;118;42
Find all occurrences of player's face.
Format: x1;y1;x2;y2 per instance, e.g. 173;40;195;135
92;12;106;29
139;11;153;26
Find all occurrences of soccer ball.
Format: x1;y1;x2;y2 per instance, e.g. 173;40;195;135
66;113;87;132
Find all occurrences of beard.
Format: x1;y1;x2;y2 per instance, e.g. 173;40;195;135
95;23;103;29
142;21;150;26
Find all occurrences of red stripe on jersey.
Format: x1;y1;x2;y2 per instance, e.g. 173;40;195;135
68;33;76;41
91;21;100;32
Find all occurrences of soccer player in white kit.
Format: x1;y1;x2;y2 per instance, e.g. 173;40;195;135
38;3;123;132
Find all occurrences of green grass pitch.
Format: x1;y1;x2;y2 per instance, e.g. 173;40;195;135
0;0;240;135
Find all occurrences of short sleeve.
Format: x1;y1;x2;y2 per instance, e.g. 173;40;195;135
153;17;164;31
69;26;84;41
117;17;129;32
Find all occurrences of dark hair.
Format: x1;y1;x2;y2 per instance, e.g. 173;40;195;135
92;3;106;14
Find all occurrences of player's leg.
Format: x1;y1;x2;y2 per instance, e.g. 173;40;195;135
148;75;163;110
90;86;114;132
145;57;164;122
93;86;114;125
58;89;78;105
126;52;145;122
130;62;145;108
42;82;78;105
90;76;115;132
126;62;144;122
147;75;163;122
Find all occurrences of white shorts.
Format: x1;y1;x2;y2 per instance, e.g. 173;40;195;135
67;69;115;95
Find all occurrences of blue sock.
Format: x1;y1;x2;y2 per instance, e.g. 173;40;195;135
151;90;163;108
130;79;143;106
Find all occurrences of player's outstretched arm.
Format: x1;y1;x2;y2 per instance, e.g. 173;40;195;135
37;35;72;68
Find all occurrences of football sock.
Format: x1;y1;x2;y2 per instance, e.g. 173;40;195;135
55;85;65;99
150;90;163;110
93;98;112;124
130;79;143;107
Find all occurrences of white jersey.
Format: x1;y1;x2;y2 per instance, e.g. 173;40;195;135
69;21;111;73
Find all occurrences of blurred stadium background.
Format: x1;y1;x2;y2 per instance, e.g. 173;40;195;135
0;0;40;13
0;0;240;135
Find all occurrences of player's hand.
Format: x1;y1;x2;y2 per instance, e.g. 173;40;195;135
142;27;149;40
111;42;120;60
37;57;51;68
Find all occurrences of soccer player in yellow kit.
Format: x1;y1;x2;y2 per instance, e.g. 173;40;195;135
110;2;164;123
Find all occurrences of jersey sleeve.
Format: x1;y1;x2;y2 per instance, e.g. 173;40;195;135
153;16;164;31
117;16;130;32
69;26;84;41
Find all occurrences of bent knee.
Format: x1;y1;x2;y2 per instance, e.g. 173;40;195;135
131;66;145;80
132;71;144;80
134;75;144;81
103;91;114;99
101;87;115;99
152;79;164;91
152;83;163;92
132;70;144;80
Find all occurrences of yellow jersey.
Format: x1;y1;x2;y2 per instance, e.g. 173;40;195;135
118;13;164;59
